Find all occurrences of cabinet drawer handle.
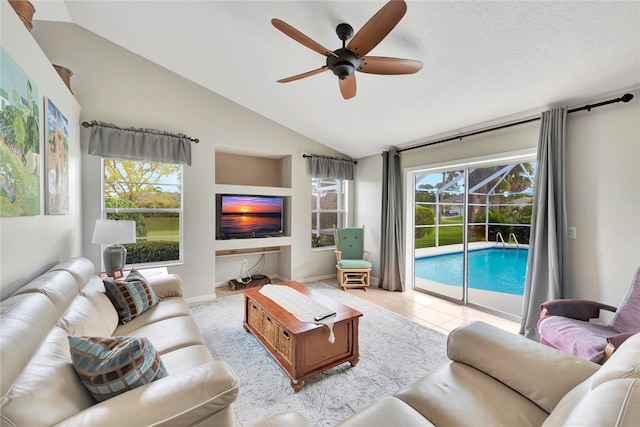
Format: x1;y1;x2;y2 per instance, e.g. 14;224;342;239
282;331;290;340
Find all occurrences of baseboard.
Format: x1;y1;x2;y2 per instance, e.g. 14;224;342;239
185;294;216;304
295;274;335;283
295;274;379;286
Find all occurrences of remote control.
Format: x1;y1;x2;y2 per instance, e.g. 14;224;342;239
314;311;336;322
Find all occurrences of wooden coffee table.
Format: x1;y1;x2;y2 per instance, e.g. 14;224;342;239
243;281;362;392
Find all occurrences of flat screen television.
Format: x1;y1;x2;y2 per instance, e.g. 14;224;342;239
217;194;283;239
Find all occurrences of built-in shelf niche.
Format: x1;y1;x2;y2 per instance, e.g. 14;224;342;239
215;151;291;188
214;149;293;267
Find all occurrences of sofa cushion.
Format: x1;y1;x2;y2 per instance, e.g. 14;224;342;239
1;293;59;398
160;344;214;375
248;411;315;427
48;256;97;292
55;361;239;427
114;314;205;355
447;321;599;413
541;333;639;426
336;397;435;427
148;273;184;299
1;326;94;427
104;269;160;324
82;276;119;332
12;270;80;317
59;295;114;337
591;331;640;389
395;362;549;427
562;379;640;427
114;296;191;335
68;335;168;402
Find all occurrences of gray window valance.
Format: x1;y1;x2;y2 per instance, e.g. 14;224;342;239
87;121;193;166
305;154;355;180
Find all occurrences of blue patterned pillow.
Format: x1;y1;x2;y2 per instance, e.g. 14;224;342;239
103;269;159;324
68;336;168;402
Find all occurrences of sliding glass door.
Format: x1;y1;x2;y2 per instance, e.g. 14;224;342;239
414;170;466;301
412;157;536;318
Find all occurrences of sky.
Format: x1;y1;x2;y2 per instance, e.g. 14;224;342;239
221;195;282;214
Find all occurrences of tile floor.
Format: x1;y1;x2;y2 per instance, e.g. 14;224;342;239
216;277;521;336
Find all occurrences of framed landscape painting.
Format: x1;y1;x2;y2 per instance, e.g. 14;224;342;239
45;98;69;214
0;47;40;217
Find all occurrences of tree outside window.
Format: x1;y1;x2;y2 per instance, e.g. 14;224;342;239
103;159;182;266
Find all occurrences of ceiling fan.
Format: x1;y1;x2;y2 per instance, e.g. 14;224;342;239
272;0;423;100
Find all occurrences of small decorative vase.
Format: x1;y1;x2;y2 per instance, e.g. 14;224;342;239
8;0;36;31
53;64;74;93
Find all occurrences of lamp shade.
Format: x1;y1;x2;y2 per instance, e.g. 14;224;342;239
92;220;136;245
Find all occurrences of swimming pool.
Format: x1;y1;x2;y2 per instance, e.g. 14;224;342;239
415;248;528;295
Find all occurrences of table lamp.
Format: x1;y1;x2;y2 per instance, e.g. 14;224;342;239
92;219;136;277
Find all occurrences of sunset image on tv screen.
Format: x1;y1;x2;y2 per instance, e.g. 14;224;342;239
221;196;282;214
220;195;282;236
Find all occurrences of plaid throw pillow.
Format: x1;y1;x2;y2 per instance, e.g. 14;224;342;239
104;269;160;324
68;336;168;402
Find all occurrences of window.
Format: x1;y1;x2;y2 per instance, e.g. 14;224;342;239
311;177;346;248
102;159;182;267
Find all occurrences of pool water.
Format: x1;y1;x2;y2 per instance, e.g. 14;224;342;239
415;248;528;295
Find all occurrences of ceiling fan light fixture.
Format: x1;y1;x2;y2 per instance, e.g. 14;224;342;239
327;48;360;80
333;63;354;80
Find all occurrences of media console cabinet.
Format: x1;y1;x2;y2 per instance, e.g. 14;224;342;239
243;281;362;392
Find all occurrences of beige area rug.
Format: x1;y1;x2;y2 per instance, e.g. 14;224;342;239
188;282;449;426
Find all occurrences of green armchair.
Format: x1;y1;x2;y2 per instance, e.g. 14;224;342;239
334;227;372;291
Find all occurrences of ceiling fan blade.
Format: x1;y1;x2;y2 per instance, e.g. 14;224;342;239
358;56;423;75
277;66;329;83
339;74;356;100
272;19;338;58
347;0;407;59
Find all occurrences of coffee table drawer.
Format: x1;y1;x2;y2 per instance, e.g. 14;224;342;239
247;300;262;329
276;329;292;362
248;301;281;348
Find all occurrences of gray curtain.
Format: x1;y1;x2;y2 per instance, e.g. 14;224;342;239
88;121;192;166
380;150;404;291
520;107;570;340
309;155;355;180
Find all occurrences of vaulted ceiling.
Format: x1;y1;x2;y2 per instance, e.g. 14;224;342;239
32;1;640;158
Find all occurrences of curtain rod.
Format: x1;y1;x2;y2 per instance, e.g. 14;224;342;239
303;153;357;165
82;121;199;143
397;93;634;154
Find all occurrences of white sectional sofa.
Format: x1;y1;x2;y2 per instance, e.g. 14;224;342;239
0;257;239;426
252;321;640;427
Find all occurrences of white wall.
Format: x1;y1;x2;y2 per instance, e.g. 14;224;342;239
0;4;82;299
29;21;346;298
357;90;640;308
565;91;640;305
